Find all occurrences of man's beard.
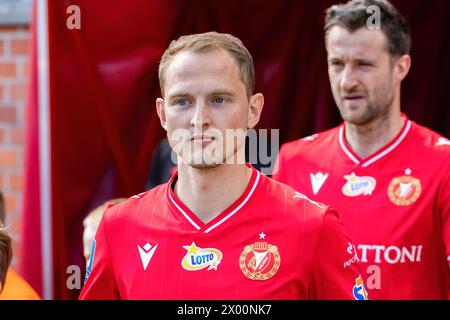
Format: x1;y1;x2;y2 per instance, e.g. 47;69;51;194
339;87;394;126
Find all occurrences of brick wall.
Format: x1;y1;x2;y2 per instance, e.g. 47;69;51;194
0;25;30;267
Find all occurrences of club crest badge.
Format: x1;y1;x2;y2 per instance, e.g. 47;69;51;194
388;169;422;206
342;172;376;197
239;241;281;281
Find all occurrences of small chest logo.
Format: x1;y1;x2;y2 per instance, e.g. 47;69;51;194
388;169;422;206
310;172;329;195
181;242;223;271
239;241;281;281
137;242;158;271
342;172;376;197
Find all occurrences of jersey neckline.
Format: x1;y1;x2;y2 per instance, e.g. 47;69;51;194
166;164;261;233
338;113;412;168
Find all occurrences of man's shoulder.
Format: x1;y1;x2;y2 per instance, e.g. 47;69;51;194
262;175;329;221
279;126;340;160
103;184;167;222
409;121;450;158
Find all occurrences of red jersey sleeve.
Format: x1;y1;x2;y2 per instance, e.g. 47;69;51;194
438;159;450;299
79;215;120;300
309;208;368;300
272;144;288;182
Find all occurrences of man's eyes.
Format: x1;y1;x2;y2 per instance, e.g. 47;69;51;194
172;97;228;106
329;61;374;67
213;97;225;104
174;98;190;106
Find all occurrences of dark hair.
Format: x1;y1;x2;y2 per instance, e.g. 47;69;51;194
0;191;4;225
325;0;411;56
159;32;255;98
0;191;12;288
0;229;11;288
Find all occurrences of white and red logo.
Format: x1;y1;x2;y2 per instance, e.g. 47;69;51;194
137;242;158;271
310;172;329;195
343;242;359;269
239;238;281;281
388;169;422;206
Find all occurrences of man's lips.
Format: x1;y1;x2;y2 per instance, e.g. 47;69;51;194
343;95;364;100
191;135;215;142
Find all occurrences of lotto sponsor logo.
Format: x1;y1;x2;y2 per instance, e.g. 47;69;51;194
182;242;223;271
358;244;423;264
342;172;376;197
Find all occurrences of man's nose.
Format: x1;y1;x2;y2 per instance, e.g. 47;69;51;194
190;101;211;129
340;66;359;92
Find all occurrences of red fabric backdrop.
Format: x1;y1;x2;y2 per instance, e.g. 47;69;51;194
21;0;450;299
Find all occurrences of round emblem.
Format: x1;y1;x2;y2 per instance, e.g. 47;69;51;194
239;242;280;280
388;175;422;206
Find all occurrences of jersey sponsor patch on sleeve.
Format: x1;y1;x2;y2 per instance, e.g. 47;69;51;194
353;275;369;300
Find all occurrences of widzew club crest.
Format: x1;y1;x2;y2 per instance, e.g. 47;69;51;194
239;241;281;281
388;169;422;206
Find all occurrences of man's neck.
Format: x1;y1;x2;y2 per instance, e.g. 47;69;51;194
174;162;252;224
344;111;404;159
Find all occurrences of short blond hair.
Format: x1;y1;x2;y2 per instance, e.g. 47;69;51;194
158;31;255;98
83;198;127;230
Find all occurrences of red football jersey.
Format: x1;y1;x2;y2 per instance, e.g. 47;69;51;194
273;115;450;299
79;165;366;300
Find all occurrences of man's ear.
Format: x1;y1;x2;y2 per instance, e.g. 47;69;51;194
247;93;264;129
156;98;167;130
393;54;411;84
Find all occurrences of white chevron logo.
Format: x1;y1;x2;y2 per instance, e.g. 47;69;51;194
436;137;450;146
310;172;329;195
137;243;158;271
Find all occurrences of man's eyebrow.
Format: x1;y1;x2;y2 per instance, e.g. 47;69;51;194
167;92;192;99
328;56;341;62
327;56;374;63
354;58;374;64
208;90;235;97
168;90;236;99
